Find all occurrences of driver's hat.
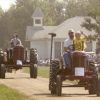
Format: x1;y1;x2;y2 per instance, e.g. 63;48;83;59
68;29;74;33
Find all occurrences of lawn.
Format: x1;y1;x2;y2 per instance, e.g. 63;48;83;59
0;84;34;100
23;66;79;84
23;66;50;78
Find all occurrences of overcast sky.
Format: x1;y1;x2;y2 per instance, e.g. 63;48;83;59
0;0;63;11
0;0;16;11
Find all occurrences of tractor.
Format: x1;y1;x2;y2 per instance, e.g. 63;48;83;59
49;33;100;96
0;46;38;79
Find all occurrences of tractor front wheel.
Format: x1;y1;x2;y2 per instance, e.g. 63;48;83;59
49;60;59;95
30;64;37;78
56;75;62;96
30;48;38;78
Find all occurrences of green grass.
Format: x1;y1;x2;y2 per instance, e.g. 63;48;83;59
23;66;78;84
0;84;34;100
23;66;49;78
38;66;49;78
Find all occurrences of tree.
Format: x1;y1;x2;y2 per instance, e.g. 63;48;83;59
64;0;89;18
0;0;36;48
81;0;100;53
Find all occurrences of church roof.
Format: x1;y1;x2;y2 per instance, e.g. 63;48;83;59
32;7;44;18
32;16;96;40
26;16;96;41
26;26;56;41
52;16;96;39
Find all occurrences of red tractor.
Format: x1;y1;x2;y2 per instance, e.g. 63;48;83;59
49;33;100;96
0;46;38;79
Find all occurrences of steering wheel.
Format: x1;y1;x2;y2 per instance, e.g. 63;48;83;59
68;44;75;51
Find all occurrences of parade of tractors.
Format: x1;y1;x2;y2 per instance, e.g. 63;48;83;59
0;32;100;97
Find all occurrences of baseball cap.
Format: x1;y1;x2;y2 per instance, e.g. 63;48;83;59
68;29;74;33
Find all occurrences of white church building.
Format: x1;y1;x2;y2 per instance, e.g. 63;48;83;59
26;7;97;60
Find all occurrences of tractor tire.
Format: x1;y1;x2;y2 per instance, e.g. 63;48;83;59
88;76;97;95
30;48;38;78
30;64;34;78
0;64;6;79
30;48;38;64
56;75;62;96
49;60;59;95
89;85;96;95
96;77;100;96
30;64;37;78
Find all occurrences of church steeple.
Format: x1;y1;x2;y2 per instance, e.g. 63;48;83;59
32;7;44;27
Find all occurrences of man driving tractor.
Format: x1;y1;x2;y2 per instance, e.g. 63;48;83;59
63;29;75;69
49;29;100;96
63;29;86;69
10;34;22;48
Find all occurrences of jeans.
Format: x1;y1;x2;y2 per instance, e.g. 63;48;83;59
63;52;71;68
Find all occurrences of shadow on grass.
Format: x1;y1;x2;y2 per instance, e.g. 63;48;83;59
33;93;97;98
4;77;31;79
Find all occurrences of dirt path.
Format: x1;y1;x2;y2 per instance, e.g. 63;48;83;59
0;70;100;100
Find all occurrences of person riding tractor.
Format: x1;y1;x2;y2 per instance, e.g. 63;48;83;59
63;29;75;70
0;32;38;79
74;31;86;51
63;30;86;71
10;34;23;48
49;29;100;96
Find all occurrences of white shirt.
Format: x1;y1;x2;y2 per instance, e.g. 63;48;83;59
10;38;22;47
64;38;73;48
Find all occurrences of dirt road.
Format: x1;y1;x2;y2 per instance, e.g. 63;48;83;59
0;71;100;100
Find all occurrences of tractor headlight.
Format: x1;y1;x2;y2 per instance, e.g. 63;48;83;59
0;51;4;56
96;67;99;72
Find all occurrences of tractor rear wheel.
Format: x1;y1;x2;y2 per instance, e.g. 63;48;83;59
0;64;6;79
56;75;62;96
89;85;96;95
30;64;34;78
88;76;97;95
